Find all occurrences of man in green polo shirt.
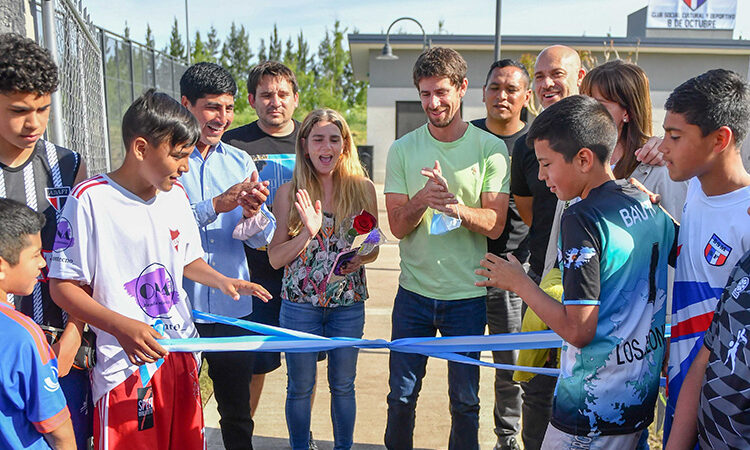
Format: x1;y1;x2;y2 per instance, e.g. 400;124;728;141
384;47;510;450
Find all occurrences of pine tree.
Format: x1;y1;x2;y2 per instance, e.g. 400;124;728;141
296;30;311;71
206;26;221;62
192;30;212;63
268;24;282;61
283;37;295;66
145;23;155;49
257;38;267;62
168;17;185;60
221;22;253;111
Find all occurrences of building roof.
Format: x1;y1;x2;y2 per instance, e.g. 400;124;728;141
348;33;750;81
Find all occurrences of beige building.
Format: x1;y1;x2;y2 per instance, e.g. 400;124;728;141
349;7;750;182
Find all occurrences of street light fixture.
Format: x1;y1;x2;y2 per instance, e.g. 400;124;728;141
377;17;430;60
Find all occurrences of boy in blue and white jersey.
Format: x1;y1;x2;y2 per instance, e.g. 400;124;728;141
659;70;750;447
477;95;676;449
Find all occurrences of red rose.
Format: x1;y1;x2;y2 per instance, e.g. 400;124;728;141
352;210;377;234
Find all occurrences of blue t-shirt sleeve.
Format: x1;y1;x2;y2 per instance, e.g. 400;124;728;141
559;210;602;306
19;333;69;433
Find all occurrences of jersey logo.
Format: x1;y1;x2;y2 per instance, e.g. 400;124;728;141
704;234;731;266
170;229;180;252
43;366;60;392
123;263;178;318
564;247;596;269
732;276;749;299
724;329;747;373
52;218;74;252
45;187;70;212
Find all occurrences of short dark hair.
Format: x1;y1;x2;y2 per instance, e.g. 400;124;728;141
526;95;617;164
665;69;750;146
247;61;298;96
484;59;530;89
0;198;45;266
0;33;58;94
412;47;467;89
179;62;237;105
122;88;200;150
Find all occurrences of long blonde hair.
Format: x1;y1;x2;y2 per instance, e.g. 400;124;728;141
287;108;375;236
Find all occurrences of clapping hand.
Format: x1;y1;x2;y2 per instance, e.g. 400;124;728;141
295;189;323;238
417;160;458;216
239;171;271;217
475;253;528;291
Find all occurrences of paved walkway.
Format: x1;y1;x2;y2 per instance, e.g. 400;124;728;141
205;185;506;449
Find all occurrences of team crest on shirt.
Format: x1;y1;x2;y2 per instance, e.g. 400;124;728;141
170;229;180;252
45;187;70;212
704;234;731;266
564;247;597;269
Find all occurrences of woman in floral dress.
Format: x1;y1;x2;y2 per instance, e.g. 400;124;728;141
268;108;378;450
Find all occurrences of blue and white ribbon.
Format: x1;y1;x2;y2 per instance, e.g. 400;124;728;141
157;310;671;381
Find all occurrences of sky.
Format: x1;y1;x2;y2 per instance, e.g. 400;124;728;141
85;0;750;55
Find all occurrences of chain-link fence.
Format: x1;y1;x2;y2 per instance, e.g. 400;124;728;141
100;29;187;167
31;0;188;172
31;0;108;174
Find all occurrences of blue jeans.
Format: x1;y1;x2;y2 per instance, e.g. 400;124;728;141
280;300;365;450
385;287;486;450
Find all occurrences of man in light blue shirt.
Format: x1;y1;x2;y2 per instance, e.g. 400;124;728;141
179;62;276;449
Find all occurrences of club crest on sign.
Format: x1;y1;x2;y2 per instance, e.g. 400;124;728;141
704;233;731;266
683;0;707;10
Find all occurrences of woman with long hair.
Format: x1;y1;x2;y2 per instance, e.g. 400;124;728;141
580;59;688;219
268;108;378;450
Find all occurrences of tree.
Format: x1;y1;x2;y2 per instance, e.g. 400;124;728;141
192;30;212;63
257;38;267;62
168;17;185;60
268;24;282;61
221;22;253;111
206;26;221;62
145;23;155;49
295;30;311;71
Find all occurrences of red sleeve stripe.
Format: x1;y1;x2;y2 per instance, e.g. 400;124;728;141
0;307;55;365
174;181;190;200
34;405;71;433
73;179;109;199
71;175;104;196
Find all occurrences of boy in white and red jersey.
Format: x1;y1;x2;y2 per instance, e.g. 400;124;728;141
659;69;750;444
48;89;271;449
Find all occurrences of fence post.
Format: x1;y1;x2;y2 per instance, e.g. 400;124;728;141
41;0;65;146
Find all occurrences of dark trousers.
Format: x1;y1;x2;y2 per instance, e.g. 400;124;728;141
196;317;256;450
486;286;523;446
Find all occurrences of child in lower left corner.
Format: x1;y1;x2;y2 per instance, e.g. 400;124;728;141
47;89;271;449
0;198;75;449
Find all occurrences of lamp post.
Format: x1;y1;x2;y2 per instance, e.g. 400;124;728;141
377;17;430;60
185;0;191;64
494;0;502;61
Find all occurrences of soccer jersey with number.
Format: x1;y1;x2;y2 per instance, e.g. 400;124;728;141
47;174;203;402
552;180;675;436
665;180;750;439
699;249;750;449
